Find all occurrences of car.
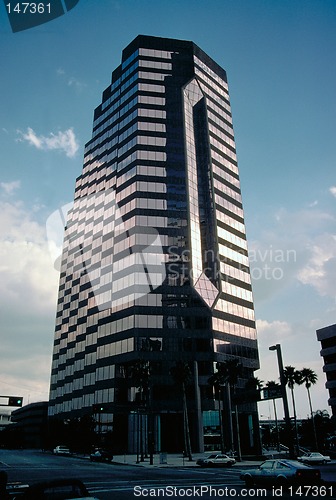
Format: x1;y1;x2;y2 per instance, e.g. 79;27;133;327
15;478;99;499
90;448;113;463
196;453;235;467
297;452;331;465
240;459;321;487
53;445;71;456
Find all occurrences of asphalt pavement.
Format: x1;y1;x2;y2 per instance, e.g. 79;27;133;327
110;452;336;484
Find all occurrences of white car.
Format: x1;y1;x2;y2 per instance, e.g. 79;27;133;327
196;453;236;467
297;452;331;465
53;445;71;456
240;459;321;487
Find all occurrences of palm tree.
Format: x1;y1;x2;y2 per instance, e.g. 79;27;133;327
283;365;302;453
208;363;227;452
130;359;150;461
223;359;243;461
245;376;263;396
170;361;193;461
264;380;281;450
313;409;331;450
299;368;318;450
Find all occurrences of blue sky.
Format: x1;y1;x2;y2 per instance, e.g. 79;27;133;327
0;0;335;419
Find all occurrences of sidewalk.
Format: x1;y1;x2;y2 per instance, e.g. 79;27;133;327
112;453;262;468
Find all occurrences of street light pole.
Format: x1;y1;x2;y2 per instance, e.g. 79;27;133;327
269;344;295;458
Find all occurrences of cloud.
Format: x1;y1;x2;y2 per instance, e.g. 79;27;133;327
297;233;336;296
67;77;87;90
17;127;79;158
0;180;21;195
249;207;336;302
57;68;87;91
256;319;292;341
0;199;58;312
0;199;59;404
330;186;336;198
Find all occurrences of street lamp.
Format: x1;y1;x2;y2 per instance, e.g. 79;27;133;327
269;344;295;458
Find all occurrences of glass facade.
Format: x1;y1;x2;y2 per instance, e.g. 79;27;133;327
48;35;259;454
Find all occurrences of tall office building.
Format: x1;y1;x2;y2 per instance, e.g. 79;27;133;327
49;35;260;454
317;324;336;417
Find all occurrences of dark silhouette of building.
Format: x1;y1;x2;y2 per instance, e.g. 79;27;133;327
10;402;48;449
317;323;336;417
48;35;260;455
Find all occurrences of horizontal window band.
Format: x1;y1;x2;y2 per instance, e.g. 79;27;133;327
213;187;243;209
209;130;236;155
194;62;229;96
212;310;256;329
210;144;238;167
207;117;234;142
219;254;250;272
219;292;254;310
211;157;240;181
215;203;245;225
195;72;230;105
212;172;241;195
216;218;246;240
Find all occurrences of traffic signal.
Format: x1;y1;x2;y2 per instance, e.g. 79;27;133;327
8;396;23;407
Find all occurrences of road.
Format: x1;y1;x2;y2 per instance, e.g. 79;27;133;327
1;450;335;499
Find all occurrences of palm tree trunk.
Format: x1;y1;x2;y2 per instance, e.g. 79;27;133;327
225;383;234;453
307;387;318;450
182;382;192;461
291;388;299;455
272;398;280;451
233;403;242;461
218;386;225;453
140;388;144;461
183;403;187;456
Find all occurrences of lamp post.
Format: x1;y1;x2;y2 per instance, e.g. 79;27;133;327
269;344;295;458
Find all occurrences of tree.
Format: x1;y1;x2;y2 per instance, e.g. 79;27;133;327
130;359;150;404
283;365;302;453
244;376;263;402
170;361;193;461
129;359;150;461
313;410;334;450
222;359;243;460
208;363;227;452
264;380;281;450
299;368;318;449
245;377;263;391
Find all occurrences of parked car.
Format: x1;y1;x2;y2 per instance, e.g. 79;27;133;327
196;453;235;467
240;459;321;487
12;478;99;499
90;448;113;463
297;452;331;465
53;445;71;456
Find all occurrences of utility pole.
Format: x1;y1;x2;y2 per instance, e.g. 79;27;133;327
269;344;295;459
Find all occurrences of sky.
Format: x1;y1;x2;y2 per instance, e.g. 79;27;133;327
0;0;335;421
